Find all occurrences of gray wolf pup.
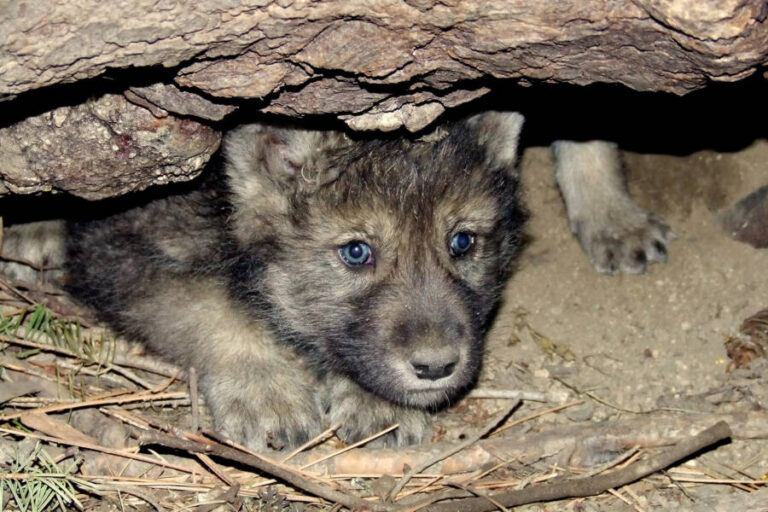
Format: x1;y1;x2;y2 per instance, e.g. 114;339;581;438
62;112;528;449
1;112;672;449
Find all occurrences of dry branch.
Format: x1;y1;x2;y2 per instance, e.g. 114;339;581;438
0;333;180;377
0;427;199;475
386;400;521;501
282;411;765;477
419;421;732;512
0;390;188;422
138;431;384;512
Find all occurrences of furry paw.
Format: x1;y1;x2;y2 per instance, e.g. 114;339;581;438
574;205;673;275
322;378;430;447
204;377;322;451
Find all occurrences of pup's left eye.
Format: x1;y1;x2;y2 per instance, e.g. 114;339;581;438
449;232;475;257
339;241;374;267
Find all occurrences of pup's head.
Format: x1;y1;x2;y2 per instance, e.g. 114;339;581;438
225;113;526;409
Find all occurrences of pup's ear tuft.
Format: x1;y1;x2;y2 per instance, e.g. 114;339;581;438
223;124;347;243
466;111;525;170
225;124;347;191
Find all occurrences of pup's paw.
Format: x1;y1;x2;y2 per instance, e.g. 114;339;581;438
323;379;430;447
205;378;321;451
574;203;673;275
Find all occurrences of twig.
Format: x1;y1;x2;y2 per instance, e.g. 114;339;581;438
621;485;649;512
0;390;188;421
493;400;582;436
606;488;635;507
664;476;767;486
421;421;732;512
139;430;390;512
110;354;179;378
468;389;548;402
576;446;641;479
0;277;37;305
282;410;766;477
663;470;696;502
282;423;340;463
387;400;521;501
0;334;178;377
195;453;235;487
196;483;241;512
90;484;167;512
446;481;509;512
300;423;400;470
0;427;198;475
188;366;199;432
104;364;156;390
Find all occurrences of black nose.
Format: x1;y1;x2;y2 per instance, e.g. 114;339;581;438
412;361;457;380
410;346;460;380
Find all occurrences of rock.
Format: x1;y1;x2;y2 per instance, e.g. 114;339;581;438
0;94;220;199
127;83;237;121
720;185;768;249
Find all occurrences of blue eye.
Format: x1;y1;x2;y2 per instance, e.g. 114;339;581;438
449;232;475;257
339;241;373;267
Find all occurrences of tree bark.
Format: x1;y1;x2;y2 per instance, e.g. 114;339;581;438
0;94;220;199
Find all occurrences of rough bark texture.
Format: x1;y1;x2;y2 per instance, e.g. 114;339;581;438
0;94;220;199
4;1;766;100
1;0;766;197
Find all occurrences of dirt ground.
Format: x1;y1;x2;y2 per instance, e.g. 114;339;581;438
464;140;768;510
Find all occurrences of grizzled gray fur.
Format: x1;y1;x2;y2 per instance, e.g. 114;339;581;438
64;112;528;449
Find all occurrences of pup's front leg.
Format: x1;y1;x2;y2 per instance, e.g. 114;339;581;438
201;351;321;451
128;276;322;450
553;140;673;274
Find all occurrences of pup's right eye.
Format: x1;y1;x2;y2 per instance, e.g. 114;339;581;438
338;241;374;267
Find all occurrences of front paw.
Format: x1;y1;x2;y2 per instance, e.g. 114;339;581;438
323;379;430;447
575;207;673;275
204;377;321;451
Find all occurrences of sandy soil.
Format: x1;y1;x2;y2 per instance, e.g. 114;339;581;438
460;140;768;510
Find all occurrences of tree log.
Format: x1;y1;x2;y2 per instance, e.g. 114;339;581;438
0;94;220;199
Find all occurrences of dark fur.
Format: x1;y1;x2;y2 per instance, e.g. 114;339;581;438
65;113;527;449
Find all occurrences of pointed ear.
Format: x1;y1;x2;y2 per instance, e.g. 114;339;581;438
225;124;348;191
223;124;347;242
465;111;525;171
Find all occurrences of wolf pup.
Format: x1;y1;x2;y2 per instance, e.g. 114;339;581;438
62;112;528;449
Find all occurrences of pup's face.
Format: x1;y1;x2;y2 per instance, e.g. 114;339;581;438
225;114;526;409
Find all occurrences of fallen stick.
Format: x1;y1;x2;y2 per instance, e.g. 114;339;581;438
139;431;389;512
468;389;548;402
0;390;188;421
0;427;198;475
0;333;179;377
287;411;766;476
419;421;732;512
